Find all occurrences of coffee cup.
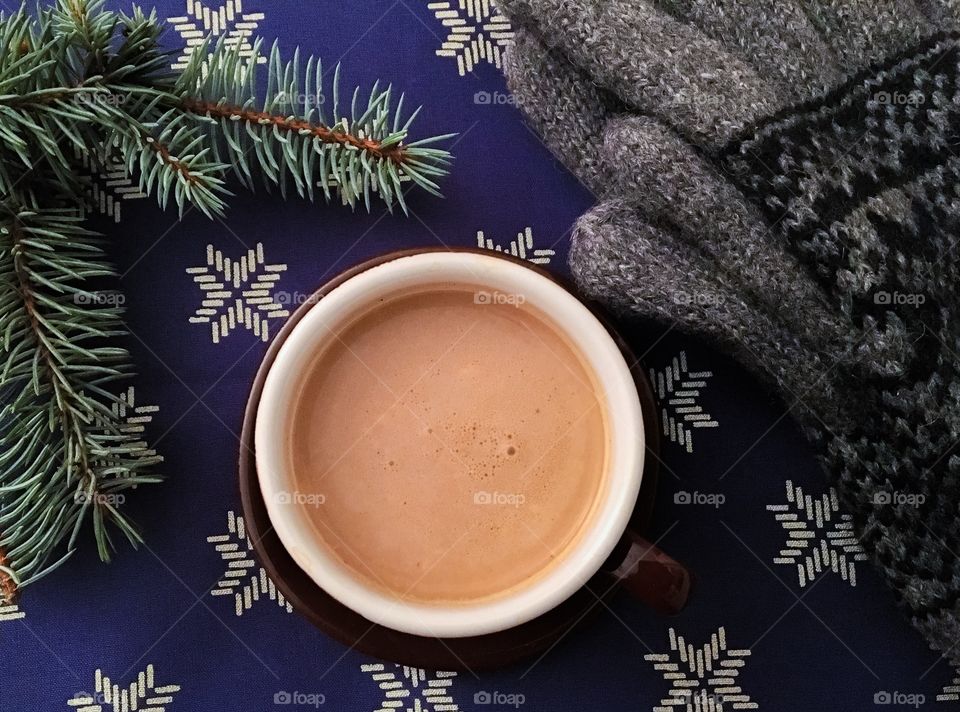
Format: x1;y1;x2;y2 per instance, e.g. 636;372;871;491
255;249;689;639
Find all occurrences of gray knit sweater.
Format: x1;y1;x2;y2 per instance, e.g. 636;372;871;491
499;0;960;665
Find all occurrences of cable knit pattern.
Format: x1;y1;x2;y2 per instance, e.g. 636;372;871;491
500;0;960;664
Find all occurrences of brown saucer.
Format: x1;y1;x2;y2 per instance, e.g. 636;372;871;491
238;247;662;670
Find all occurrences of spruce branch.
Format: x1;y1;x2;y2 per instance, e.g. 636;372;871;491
0;0;454;604
174;38;455;213
0;203;162;598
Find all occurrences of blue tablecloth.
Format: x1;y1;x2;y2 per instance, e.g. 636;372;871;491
4;1;959;710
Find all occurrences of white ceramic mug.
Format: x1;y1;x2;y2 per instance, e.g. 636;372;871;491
255;250;688;638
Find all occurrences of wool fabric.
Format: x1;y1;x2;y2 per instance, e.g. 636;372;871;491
499;0;960;664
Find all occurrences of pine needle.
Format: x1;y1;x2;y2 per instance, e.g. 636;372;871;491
0;0;453;604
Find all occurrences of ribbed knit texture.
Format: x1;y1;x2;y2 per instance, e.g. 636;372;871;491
499;0;960;664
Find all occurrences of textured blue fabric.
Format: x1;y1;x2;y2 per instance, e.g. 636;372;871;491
2;2;957;710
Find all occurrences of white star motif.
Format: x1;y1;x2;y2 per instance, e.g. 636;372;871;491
91;386;161;472
428;0;514;75
767;480;867;587
206;510;292;616
0;602;24;623
167;0;267;71
186;242;289;344
644;626;756;711
649;351;719;453
67;665;180;712
75;151;147;223
476;226;554;265
939;667;960;702
360;664;459;712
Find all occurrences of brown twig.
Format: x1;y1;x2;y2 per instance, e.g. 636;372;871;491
140;132;203;184
0;546;19;605
181;99;408;163
2;91;72;107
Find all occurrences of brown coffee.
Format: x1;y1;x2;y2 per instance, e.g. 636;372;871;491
289;285;608;604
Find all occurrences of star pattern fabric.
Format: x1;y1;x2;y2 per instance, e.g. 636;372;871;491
3;1;956;710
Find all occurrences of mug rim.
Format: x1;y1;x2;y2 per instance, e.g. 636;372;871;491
255;250;645;638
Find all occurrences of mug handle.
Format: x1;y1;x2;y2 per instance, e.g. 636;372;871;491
603;527;691;615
